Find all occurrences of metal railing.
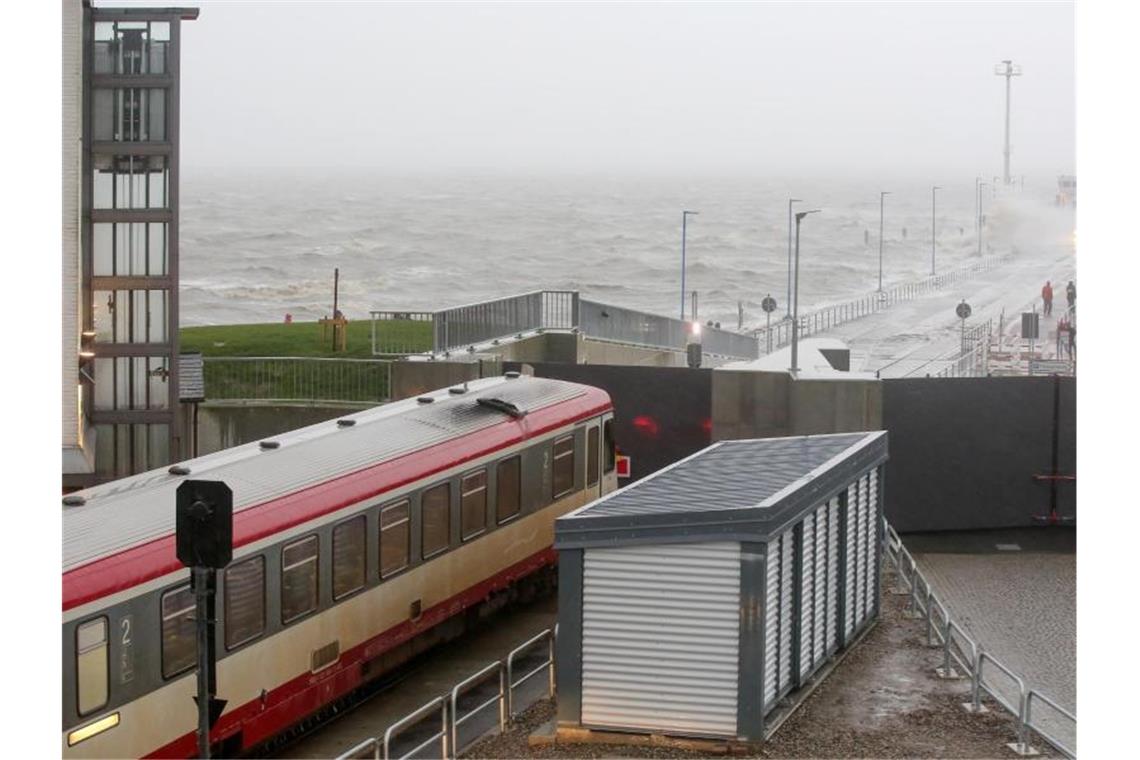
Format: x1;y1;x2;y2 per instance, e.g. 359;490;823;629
506;629;556;717
371;290;760;360
338;627;557;760
450;662;506;758
754;252;1013;354
579;298;758;360
202;357;392;404
882;517;1076;758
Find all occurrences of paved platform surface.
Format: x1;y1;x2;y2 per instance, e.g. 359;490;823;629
913;542;1075;751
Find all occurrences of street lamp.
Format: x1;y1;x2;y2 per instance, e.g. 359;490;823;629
976;180;988;256
878;191;891;292
790;208;821;375
931;185;941;275
786;198;801;318
680;210;699;321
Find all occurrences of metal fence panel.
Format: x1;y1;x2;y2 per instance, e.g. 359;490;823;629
203;357;392;403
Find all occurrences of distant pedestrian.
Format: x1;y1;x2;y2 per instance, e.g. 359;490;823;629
1068;324;1076;359
1066;281;1076;310
1041;280;1054;316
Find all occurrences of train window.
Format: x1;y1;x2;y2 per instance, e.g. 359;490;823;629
281;535;319;624
497;456;521;523
225;555;266;649
76;617;108;716
380;500;410;577
553;435;575;498
603;419;616;473
422;483;451;558
161;585;196;679
333;516;367;600
587;426;600;487
461;470;488;541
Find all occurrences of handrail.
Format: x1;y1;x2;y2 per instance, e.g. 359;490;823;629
1025;689;1077;759
337;737;379;760
884;518;1074;757
380;696;447;760
450;661;506;758
506;629;555;718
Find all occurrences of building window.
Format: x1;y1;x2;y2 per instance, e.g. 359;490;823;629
603;420;616;474
224;556;265;649
92;88;167;142
380;501;410;578
94;423;170;480
93;20;170;75
281;536;319;624
76;618;109;716
497;457;521;523
553;435;575;499
332;516;366;600
93;222;168;277
93;356;170;412
93;289;170;345
461;470;488;541
161;585;195;679
421;483;451;558
92;155;169;209
587;427;600;487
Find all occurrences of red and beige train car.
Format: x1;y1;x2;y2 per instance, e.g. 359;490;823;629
63;374;616;757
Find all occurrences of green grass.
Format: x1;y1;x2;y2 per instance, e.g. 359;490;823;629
180;319;434;401
180;319;433;359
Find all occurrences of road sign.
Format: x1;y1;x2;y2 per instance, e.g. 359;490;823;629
761;295;778;313
956;301;972;320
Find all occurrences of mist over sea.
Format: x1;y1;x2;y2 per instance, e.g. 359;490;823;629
180;170;1069;331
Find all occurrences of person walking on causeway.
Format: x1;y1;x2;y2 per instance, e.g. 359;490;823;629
1066;281;1076;311
1042;281;1054;316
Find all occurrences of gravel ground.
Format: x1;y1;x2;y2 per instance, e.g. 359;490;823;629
466;572;1057;759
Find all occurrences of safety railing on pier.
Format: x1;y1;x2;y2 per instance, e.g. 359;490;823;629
337;626;557;760
754;252;1013;354
882;517;1076;758
202;357;392;404
371;290;759;360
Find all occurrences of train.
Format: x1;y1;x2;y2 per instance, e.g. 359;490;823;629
62;374;617;757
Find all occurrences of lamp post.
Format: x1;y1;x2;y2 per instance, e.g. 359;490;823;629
786;198;801;318
790;209;821;375
680;210;698;321
878;191;890;292
931;185;941;275
976;180;988;256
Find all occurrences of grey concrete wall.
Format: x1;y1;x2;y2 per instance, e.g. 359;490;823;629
711;371;882;442
881;376;1076;532
390;359;499;401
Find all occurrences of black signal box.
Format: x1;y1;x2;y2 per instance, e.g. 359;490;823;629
176;480;233;569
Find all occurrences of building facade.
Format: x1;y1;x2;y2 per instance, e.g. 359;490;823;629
63;1;198;489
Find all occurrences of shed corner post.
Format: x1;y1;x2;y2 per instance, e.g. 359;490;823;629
555;547;585;728
873;463;886;620
790;521;805;690
737;540;767;742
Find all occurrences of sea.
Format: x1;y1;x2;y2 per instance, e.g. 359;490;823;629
179;170;1068;331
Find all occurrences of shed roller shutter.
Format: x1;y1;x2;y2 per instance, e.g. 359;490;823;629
813;506;827;665
581;542;741;738
826;498;840;653
844;486;857;640
779;532;794;693
799;515;815;681
763;538;780;711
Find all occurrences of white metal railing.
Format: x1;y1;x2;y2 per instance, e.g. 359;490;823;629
337;627;556;760
754;251;1013;354
506;629;556;717
881;517;1076;758
202;356;392;404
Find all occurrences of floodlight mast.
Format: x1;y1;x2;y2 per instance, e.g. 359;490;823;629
995;60;1022;186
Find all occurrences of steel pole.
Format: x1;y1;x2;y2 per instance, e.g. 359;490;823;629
681;212;687;321
931;186;939;275
1003;63;1012;185
791;215;802;373
787;200;793;318
194;567;212;759
878;192;887;291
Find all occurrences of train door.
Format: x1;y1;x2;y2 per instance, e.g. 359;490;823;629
600;414;618;495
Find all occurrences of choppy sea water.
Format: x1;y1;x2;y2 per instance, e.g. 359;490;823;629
180;171;1072;330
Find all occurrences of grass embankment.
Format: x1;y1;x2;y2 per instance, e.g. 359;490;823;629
180;320;434;402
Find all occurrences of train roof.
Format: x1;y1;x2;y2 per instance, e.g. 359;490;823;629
63;375;609;586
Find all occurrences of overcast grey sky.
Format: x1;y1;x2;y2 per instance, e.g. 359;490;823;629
165;1;1074;176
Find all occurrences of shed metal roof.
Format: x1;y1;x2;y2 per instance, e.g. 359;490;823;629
555;431;887;549
63;375;590;572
